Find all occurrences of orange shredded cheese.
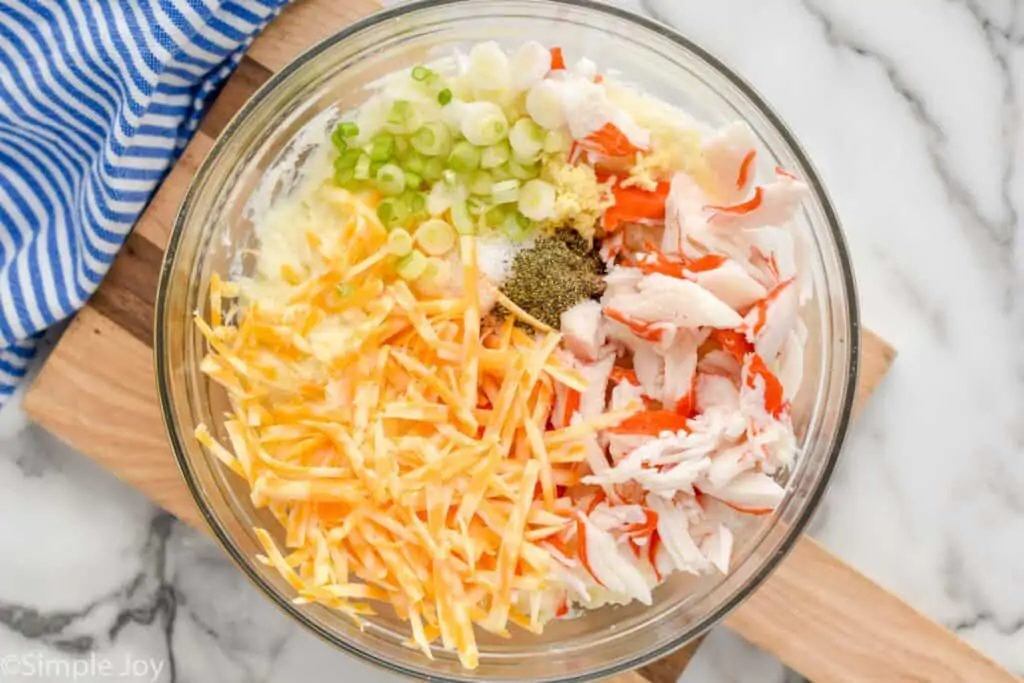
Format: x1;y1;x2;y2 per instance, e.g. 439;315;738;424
193;193;602;669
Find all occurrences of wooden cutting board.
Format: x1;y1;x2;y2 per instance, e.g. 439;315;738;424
22;1;1018;681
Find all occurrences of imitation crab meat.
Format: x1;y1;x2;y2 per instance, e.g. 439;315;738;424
701;121;759;204
560;300;606;362
604;273;743;330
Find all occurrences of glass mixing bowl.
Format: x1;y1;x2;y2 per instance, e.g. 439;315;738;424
155;1;860;680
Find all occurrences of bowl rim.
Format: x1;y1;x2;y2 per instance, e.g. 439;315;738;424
155;0;861;679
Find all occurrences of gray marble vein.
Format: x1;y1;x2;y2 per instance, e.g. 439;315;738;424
802;0;1019;274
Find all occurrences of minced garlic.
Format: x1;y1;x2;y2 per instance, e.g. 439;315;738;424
540;157;615;242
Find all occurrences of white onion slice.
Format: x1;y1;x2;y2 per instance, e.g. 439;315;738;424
526;80;567;130
465;41;510;94
510;41;551;91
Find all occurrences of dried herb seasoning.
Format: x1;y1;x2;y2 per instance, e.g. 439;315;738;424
498;228;605;329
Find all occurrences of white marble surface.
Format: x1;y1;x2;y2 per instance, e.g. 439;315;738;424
1;0;1022;681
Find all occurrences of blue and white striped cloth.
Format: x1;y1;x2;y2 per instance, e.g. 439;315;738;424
0;0;291;405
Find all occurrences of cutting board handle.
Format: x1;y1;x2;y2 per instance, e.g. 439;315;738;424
724;536;1020;683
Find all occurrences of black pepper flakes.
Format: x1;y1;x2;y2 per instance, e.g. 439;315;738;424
498;229;605;330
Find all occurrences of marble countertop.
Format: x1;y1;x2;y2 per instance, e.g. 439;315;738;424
1;0;1021;681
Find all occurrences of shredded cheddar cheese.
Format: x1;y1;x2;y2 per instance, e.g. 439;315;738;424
194;190;638;669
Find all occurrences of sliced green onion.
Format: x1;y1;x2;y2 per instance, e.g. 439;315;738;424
491;178;520;204
411;122;453;157
438;88;453;105
415;219;457;256
354;153;372;180
422;156;445;182
396;251;428;281
335;148;362;170
370;134;395;162
400;190;427;219
489;165;512;182
461;101;509;146
376;164;406;196
518;178;556;220
467;196;491;216
337;121;360;138
404;152;426;175
396;190;414;211
388;100;413;126
394;135;411;158
507;159;539;180
387;228;414;256
331;122;358;149
333;167;355;186
392;196;412;224
369;160;385;178
405;171;424;191
441;169;458;187
448;140;481;173
502;211;531;240
411;66;435;82
509;118;545;163
544;128;573;154
331;130;348;152
427;181;459;216
469;170;493;196
450;200;475;235
410;192;427;214
485;204;508;228
377;198;396;225
419;257;451;290
480;141;511;169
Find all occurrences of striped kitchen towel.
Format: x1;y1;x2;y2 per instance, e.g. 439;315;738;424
0;0;291;406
